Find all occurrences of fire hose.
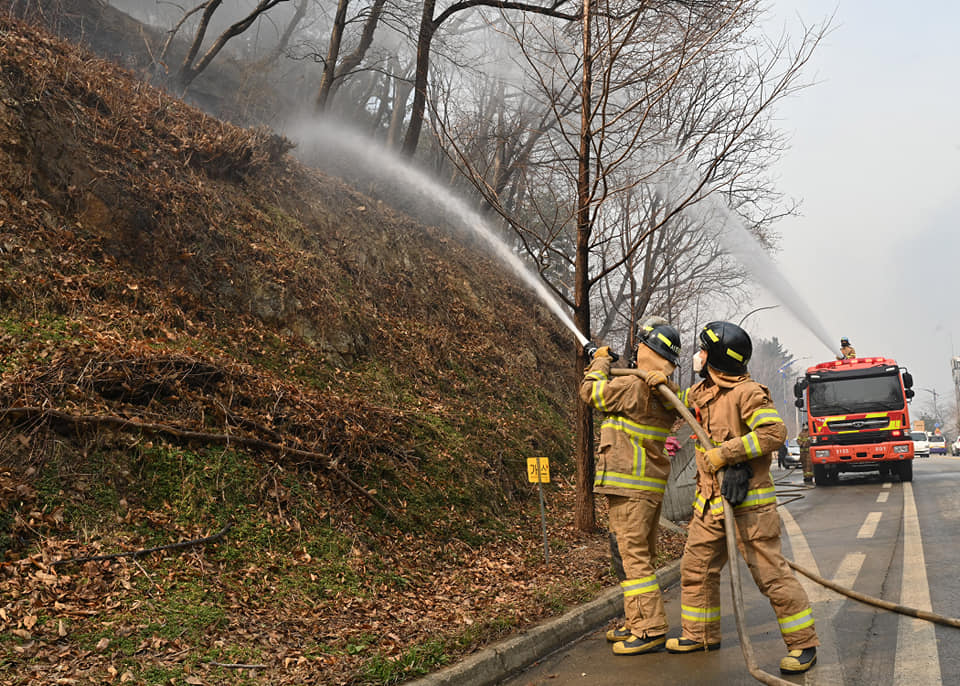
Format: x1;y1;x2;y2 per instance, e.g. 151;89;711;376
609;368;960;685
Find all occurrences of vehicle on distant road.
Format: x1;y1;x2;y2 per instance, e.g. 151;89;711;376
911;431;930;458
953;436;960;456
928;434;947;455
778;442;801;469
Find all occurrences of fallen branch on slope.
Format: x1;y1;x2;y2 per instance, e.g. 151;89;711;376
0;406;398;519
51;521;234;567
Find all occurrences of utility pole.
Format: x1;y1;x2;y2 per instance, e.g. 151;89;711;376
922;388;942;428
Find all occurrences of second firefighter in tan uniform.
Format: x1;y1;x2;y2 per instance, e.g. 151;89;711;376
580;322;683;655
667;321;819;675
797;426;813;483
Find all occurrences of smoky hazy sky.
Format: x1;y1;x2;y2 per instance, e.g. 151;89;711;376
739;0;960;421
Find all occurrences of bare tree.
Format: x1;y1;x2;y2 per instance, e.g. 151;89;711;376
314;0;390;110
400;0;580;157
435;0;827;530
161;0;294;92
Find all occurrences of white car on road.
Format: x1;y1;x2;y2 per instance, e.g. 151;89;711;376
953;436;960;456
910;431;930;458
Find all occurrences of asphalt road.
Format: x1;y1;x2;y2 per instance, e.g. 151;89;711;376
502;456;960;686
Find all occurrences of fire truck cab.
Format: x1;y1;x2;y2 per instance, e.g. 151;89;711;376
794;356;915;485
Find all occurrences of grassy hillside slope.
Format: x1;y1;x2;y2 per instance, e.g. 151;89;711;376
0;16;683;686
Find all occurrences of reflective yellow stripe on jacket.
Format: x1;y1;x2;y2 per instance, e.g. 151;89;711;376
586;370;610;411
746;408;783;429
602;416;671;442
595;470;668;493
740;407;784;457
692;492;724;516
595;416;670;493
693;487;777;514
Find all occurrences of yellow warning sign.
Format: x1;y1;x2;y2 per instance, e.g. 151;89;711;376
527;457;550;483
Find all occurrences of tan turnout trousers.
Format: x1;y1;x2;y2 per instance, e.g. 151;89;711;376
679;501;818;650
608;495;667;636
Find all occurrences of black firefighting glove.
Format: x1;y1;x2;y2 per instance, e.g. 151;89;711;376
720;462;753;507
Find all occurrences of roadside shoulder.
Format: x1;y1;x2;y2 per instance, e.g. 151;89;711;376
405;558;682;686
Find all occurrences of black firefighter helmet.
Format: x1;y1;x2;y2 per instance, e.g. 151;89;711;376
640;323;682;366
699;321;751;375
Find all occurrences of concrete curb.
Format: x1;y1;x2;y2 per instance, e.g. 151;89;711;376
405;558;682;686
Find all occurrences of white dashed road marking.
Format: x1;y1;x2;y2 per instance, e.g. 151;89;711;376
877;492;889;503
893;482;941;685
856;512;882;539
780;507;851;685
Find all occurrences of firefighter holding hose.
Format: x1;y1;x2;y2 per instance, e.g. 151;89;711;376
580;321;683;655
836;337;856;360
649;321;819;674
798;425;813;484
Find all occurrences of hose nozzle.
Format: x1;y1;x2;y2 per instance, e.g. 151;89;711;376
584;342;620;362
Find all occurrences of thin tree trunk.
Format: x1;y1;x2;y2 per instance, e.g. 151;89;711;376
573;0;594;533
176;0;290;92
327;0;389;104
386;72;413;148
316;0;350;111
400;0;436;157
370;72;392;134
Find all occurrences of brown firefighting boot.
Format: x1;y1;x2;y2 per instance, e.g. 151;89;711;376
605;625;631;642
780;647;817;674
612;633;666;655
665;636;721;653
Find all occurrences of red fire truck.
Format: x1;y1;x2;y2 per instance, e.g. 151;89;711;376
793;357;916;485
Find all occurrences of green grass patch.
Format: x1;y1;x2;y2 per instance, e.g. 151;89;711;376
358;639;449;685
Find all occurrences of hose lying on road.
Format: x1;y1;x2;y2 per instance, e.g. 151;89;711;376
785;560;960;629
610;368;960;684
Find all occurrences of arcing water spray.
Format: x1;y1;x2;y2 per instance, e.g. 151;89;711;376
287;120;590;348
657;159;838;356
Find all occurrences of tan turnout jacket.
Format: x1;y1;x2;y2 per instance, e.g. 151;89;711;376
580;355;680;501
838;344;856;359
681;368;787;508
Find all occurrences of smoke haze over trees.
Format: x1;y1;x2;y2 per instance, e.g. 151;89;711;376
17;0;828;530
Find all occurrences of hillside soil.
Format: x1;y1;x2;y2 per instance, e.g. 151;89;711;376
0;15;685;686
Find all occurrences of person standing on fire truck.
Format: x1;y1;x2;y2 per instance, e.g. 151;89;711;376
836;337;856;359
580;322;683;656
652;321;819;674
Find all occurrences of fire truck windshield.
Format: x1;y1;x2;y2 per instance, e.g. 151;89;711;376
808;373;905;415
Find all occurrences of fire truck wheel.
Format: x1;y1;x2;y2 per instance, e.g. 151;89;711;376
898;461;913;482
813;464;828;486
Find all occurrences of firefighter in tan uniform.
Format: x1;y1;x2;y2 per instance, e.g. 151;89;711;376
797;426;813;483
661;321;819;675
836;337;856;359
580;322;683;656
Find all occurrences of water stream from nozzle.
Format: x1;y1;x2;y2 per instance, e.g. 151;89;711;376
287;120;590;348
659;162;838;357
288;121;833;357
